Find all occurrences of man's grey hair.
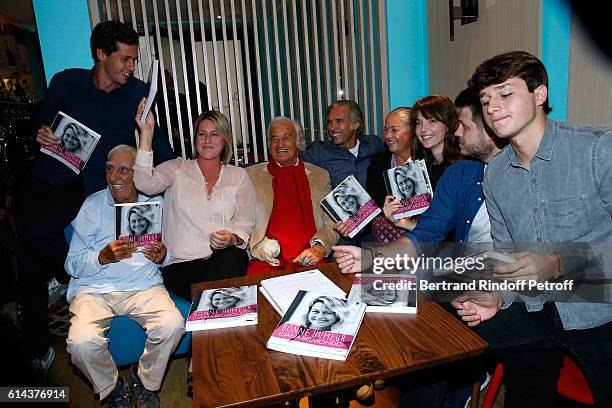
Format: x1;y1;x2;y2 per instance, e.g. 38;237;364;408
107;144;137;161
267;117;306;151
327;100;364;135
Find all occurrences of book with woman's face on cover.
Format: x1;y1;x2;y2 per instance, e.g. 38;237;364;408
40;111;101;174
320;175;381;238
115;201;162;250
383;159;433;219
266;291;366;361
186;285;258;331
347;274;417;314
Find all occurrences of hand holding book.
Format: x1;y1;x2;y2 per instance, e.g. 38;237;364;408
135;97;155;152
382;196;417;231
142;240;167;264
36;125;60;146
98;239;136;265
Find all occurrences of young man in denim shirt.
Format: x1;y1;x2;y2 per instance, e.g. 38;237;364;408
452;51;612;407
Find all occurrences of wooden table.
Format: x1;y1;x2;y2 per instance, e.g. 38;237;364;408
191;263;487;408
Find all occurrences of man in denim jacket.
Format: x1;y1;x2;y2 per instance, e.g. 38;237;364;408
452;51;612;407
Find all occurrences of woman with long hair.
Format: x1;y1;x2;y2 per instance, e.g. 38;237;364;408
134;99;255;300
410;95;461;190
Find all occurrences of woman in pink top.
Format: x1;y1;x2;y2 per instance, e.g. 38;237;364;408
134;100;255;300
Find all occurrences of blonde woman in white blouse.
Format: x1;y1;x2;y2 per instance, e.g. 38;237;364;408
134;100;255;300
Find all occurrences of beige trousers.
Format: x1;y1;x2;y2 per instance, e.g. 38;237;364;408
66;285;185;400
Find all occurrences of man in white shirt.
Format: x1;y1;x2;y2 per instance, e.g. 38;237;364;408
65;145;184;408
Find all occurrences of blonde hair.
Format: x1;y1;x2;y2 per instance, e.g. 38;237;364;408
387;106;412;126
193;111;233;164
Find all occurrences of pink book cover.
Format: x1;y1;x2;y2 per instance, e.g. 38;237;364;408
115;201;163;250
321;175;381;238
267;291;366;360
186;286;258;331
383;160;433;219
40;111;101;174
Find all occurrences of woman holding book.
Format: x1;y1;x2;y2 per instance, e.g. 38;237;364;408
379;98;461;234
338;107;417;240
134;100;255;300
410;95;461;190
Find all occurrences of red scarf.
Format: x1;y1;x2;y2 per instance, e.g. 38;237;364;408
265;160;316;266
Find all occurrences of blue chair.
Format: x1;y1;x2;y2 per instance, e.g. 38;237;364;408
108;291;191;366
64;225;191;366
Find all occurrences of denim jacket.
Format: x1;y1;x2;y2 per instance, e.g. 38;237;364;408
407;159;486;244
484;119;612;330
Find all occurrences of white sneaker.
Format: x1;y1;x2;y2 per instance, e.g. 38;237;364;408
463;372;491;408
47;277;67;306
31;346;55;382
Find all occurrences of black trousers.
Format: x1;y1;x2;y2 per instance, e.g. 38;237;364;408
399;302;612;408
473;302;612;408
14;174;84;359
161;246;249;301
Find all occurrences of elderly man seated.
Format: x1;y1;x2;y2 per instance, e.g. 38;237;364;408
65;145;185;408
246;117;338;275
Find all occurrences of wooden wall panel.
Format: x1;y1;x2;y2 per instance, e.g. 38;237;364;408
567;18;612;127
427;0;541;100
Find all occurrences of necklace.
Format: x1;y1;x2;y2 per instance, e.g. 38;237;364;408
391;154;411;168
202;175;214;200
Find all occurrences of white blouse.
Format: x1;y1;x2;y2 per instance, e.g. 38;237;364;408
134;150;256;264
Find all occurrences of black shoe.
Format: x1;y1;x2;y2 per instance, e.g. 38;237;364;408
108;376;132;408
130;364;161;408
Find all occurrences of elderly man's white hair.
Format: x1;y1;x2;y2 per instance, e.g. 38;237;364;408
267;117;306;151
107;144;137;161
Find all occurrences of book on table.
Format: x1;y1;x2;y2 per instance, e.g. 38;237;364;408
40;111;101;174
320;175;381;238
259;269;347;316
266;290;366;361
383;159;433;219
115;200;162;251
347;273;417;314
186;285;258;331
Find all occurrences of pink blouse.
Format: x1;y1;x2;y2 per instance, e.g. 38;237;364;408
134;150;255;264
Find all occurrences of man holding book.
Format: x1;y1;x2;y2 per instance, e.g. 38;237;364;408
246;117;338;275
15;20;176;380
303;100;384;243
65;145;184;408
451;51;612;407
